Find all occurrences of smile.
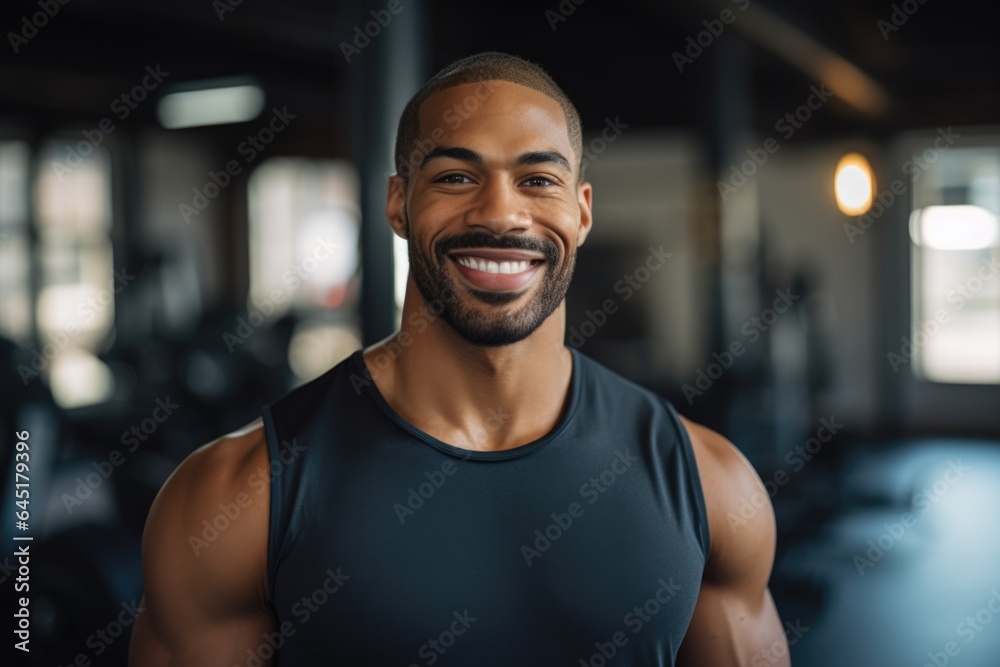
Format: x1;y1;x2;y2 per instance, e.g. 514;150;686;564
448;254;545;292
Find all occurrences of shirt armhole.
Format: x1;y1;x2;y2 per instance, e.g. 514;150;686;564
261;402;282;609
663;399;712;564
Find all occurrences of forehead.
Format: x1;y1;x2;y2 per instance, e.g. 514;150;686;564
417;80;573;159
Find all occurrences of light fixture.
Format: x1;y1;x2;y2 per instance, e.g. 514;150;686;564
909;205;1000;250
834;152;875;216
49;347;115;409
157;77;265;129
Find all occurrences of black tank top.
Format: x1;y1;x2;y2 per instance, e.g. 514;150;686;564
262;346;711;666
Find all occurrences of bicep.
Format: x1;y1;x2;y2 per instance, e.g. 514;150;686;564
130;596;273;667
677;583;788;666
677;417;789;666
129;436;274;667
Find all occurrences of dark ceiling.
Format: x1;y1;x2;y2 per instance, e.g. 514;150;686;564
1;0;997;154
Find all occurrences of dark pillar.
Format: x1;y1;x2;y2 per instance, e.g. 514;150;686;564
354;0;426;344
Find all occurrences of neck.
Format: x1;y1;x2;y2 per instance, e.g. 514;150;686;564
362;278;573;452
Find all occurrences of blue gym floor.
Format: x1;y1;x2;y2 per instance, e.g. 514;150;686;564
770;439;1000;666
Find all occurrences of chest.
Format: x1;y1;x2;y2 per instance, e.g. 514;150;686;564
272;448;705;665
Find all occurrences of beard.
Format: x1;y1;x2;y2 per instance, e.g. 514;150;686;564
405;213;577;347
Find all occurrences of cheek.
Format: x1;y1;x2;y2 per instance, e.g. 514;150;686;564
547;208;581;250
539;198;581;228
409;201;465;243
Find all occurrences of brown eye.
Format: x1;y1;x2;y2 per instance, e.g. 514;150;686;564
436;173;472;184
522;176;556;187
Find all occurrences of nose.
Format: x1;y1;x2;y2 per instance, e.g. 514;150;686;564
463;176;531;234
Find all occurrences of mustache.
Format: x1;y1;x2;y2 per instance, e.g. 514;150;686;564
434;231;561;265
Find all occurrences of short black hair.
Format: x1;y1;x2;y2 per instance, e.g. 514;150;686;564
393;51;584;182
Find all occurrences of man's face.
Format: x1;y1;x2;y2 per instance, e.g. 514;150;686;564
389;79;592;347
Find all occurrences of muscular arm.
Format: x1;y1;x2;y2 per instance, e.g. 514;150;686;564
676;416;790;667
128;418;275;667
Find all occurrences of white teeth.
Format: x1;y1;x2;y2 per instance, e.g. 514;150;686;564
455;256;535;274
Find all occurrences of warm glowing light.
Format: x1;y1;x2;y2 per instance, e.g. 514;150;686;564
835;152;874;215
909;205;1000;250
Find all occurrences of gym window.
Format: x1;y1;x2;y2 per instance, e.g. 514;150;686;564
247;157;363;382
909;145;1000;384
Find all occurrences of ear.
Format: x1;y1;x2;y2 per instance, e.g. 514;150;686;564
575;180;593;247
385;175;408;239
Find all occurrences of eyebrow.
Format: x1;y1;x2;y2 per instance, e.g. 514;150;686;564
419;146;572;175
517;150;572;174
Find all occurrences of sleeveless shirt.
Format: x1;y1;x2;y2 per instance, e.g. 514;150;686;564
261;346;711;666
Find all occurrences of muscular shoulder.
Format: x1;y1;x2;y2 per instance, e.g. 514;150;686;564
678;415;776;591
177;417;271;511
140;418;272;623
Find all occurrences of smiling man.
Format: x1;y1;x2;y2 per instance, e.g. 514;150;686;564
130;52;789;666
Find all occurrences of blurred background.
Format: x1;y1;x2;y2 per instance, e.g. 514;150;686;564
1;0;999;664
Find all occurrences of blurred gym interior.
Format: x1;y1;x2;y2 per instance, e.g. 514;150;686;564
1;1;999;665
